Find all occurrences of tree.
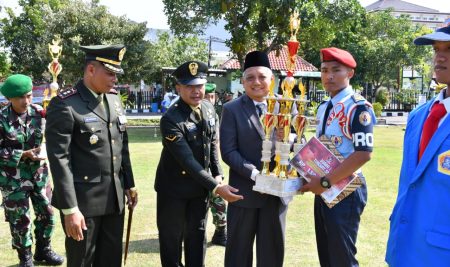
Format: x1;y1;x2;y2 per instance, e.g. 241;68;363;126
1;0;149;84
357;10;432;93
163;0;296;68
0;52;11;79
146;31;208;83
1;0;64;80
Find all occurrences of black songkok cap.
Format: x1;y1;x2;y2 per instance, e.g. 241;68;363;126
243;51;271;71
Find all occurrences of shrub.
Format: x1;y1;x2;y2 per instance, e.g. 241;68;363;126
375;88;390;107
372;102;383;117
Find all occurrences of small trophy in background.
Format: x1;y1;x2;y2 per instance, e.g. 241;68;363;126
39;36;63;159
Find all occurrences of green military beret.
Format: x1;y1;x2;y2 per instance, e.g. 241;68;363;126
0;74;33;98
205;83;216;94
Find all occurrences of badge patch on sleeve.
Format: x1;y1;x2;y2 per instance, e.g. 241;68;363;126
165;134;177;142
438;150;450;175
359;111;371;126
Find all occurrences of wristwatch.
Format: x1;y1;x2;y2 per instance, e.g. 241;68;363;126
320;176;332;189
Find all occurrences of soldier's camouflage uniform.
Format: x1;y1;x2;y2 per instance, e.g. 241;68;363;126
209;193;227;227
0;103;55;250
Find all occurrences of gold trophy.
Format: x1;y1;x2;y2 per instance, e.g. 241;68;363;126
39;36;63;159
261;79;278;175
253;12;306;197
43;37;63;109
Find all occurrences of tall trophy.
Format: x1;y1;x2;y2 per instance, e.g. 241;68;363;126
39;36;63;159
253;11;309;197
43;37;63;109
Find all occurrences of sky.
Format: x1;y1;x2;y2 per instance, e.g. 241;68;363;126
1;0;450;30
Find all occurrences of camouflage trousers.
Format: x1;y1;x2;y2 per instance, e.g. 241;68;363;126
0;162;55;250
208;192;227;227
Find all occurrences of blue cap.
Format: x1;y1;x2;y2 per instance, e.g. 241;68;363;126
414;25;450;45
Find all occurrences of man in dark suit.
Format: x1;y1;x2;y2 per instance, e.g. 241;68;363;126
45;44;138;267
220;51;287;267
155;61;242;267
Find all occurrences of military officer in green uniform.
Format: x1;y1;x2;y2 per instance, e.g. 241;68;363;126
0;74;64;267
204;82;228;246
45;45;137;267
155;61;243;267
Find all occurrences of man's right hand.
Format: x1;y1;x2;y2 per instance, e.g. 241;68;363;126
216;184;244;203
21;148;45;161
64;211;87;241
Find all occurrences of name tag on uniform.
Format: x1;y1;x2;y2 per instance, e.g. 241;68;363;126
118;115;127;124
84;117;99;123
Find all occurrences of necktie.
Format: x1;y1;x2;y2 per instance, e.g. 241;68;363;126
256;103;265;117
418;102;446;160
194;107;202;121
321;101;333;135
98;94;110;120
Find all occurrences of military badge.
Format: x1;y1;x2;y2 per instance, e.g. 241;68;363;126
165;134;177;142
438;150;450;175
189;62;198;75
118;115;127;124
359;111;371;126
331;136;343;147
118;48;126;61
209;118;216;127
89;134;99;145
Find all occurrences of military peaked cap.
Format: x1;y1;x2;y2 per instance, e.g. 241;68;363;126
80;44;126;74
172;61;208;85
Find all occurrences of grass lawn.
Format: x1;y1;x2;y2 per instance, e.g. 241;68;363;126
0;126;404;266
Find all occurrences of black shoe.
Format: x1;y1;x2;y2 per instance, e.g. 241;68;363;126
211;228;227;247
34;239;64;266
18;247;34;267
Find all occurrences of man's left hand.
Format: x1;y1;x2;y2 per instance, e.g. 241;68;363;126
125;188;138;210
300;175;327;195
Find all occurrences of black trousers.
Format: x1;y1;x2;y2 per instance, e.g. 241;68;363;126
157;193;209;267
60;212;125;267
225;196;287;267
314;180;367;267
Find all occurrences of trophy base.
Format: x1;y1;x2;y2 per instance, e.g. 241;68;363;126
253;174;302;197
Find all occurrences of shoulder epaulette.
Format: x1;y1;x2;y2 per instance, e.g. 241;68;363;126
351;93;366;103
108;88;118;95
319;99;329;106
58;88;77;99
30;103;43;112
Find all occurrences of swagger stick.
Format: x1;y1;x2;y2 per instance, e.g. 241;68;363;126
124;189;137;265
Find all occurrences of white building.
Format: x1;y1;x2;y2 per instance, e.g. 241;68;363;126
366;0;450;30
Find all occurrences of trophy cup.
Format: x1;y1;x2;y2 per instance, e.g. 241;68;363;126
253;11;308;197
39;36;63;159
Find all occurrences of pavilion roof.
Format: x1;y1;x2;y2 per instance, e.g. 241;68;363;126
220;46;318;72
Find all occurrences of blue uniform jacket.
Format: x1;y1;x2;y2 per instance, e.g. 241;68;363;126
386;98;450;266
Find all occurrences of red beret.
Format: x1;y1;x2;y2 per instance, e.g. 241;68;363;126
320;47;357;69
